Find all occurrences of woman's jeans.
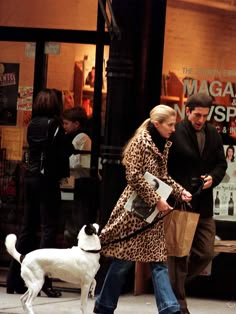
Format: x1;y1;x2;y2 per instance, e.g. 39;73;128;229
95;258;180;314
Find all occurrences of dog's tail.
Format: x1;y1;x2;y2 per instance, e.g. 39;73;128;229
5;234;22;264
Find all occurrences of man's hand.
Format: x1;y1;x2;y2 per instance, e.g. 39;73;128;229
201;174;212;189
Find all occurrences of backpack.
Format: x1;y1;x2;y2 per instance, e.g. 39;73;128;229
26;117;69;180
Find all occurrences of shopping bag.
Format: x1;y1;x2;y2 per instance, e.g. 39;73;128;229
163;205;199;257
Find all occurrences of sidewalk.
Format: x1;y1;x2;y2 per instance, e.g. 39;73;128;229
1;287;155;314
0;286;235;314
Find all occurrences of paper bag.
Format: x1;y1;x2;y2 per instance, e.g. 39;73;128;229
163;209;199;257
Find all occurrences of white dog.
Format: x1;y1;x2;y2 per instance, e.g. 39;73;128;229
5;223;101;314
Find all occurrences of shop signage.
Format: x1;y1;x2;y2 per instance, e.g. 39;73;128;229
0;62;19;125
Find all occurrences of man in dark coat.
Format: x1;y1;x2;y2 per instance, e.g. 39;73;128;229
167;93;227;314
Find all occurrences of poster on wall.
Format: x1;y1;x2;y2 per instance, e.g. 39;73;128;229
1;127;24;160
0;63;19;125
17;86;33;111
182;74;236;144
213;144;236;221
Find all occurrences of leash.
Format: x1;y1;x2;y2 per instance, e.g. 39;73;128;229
101;209;172;248
101;195;200;248
101;177;205;247
81;248;101;253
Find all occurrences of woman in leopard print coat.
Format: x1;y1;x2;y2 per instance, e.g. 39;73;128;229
94;105;192;314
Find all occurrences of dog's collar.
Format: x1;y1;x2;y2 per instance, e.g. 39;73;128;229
81;248;101;253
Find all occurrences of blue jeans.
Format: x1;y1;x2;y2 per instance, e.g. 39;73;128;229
94;258;180;314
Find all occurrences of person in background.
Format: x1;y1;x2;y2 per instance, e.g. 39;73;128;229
225;145;235;162
62;106;92;245
85;66;95;88
62;106;91;178
167;93;227;314
94;105;192;314
222;145;236;183
62;90;75;110
6;88;70;297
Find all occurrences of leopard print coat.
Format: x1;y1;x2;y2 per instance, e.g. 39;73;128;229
100;129;184;262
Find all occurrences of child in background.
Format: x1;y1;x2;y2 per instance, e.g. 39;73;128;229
62;106;92;245
62;106;91;179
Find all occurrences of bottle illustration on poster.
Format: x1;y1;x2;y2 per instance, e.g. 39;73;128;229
214;191;220;215
213;186;236;219
228;192;234;216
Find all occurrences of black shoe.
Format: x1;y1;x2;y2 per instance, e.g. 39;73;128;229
6;286;27;294
93;305;100;313
93;304;114;314
41;275;62;298
180;308;191;314
41;286;62;298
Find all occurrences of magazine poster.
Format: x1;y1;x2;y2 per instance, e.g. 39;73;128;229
213;145;236;221
0;63;19;125
125;171;173;223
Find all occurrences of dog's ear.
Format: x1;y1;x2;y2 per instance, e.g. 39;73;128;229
93;223;100;234
84;224;97;236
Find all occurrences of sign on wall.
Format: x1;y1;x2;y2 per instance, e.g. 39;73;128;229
0;63;19;126
25;42;61;58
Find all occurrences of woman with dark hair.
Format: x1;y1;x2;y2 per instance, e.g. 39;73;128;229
6;89;70;297
225;145;235;162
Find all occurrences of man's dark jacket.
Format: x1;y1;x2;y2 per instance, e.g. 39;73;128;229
168;118;227;218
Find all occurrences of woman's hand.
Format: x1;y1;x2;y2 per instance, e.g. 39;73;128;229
181;189;192;202
157;197;173;212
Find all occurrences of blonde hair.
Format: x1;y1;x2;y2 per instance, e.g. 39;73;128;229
122;105;176;165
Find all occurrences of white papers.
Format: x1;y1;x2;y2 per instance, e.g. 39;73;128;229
61;191;74;201
125;171;173;223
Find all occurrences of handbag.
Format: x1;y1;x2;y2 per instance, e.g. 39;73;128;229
163;203;200;257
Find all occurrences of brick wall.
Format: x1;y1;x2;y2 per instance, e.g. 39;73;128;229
163;2;236;82
0;0;98;30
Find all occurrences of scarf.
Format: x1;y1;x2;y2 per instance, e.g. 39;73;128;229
147;121;166;153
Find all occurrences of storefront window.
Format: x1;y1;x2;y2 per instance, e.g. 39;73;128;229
0;41;35;263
